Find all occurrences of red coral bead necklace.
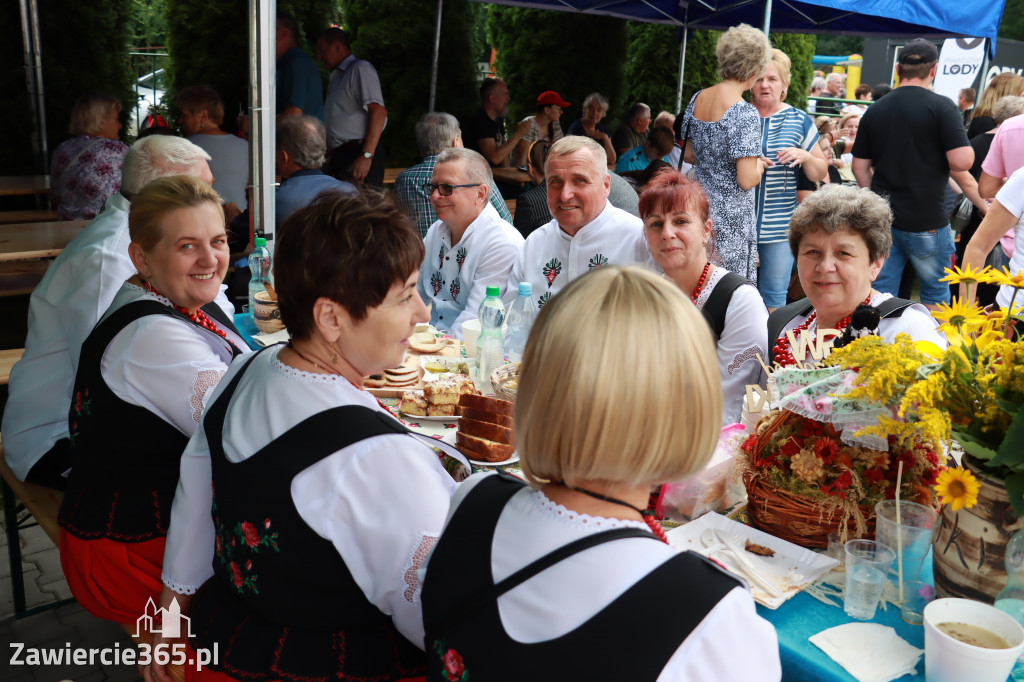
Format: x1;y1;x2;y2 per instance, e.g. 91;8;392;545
772;294;872;367
691;261;712;303
141;279;241;352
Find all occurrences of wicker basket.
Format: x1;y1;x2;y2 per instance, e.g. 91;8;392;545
490;362;519;402
744;472;876;549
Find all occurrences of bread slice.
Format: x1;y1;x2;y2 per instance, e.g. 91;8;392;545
459;417;514;445
456;431;515;462
459;406;513;427
427;404;456;417
458;393;514;417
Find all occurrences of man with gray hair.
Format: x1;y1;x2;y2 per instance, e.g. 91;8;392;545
506;136;650;309
417;147;523;335
612;102;651;157
275;115;356;231
395;111;512;237
3;135;233;489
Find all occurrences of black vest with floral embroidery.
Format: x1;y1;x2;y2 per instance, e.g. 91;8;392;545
188;349;425;682
58;300;238;542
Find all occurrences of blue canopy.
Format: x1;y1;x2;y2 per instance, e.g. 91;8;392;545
477;0;1006;45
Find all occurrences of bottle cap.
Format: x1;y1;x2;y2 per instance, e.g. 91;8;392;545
254;237;267;247
518;281;532;296
486;285;500;297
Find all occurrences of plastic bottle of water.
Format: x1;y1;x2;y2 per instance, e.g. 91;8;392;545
476;285;505;391
504;282;536;363
996;529;1024;679
247;237;271;320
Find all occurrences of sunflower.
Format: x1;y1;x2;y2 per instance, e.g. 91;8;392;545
939;264;993;287
990;267;1024;290
931;299;987;329
934;467;980;511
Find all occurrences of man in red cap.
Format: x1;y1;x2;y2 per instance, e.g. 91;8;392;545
514;90;570;166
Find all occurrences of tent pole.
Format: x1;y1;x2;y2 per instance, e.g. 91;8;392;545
978;37;991;93
676;24;688;114
250;0;277;243
429;0;444;111
19;0;48;176
763;0;773;35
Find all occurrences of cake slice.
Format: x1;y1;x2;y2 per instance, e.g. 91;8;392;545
424;380;460;405
456;431;515;462
459;417;514;445
427;404;457;417
399;392;428;416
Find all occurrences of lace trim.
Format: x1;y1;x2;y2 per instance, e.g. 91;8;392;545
269;346;346;384
728;345;763;376
190;368;226;422
402;532;438;604
161;574;203;596
695;267;727;310
530;490;649;531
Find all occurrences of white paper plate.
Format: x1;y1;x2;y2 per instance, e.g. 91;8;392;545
469;451;520;467
665;511;839;609
399;411;460;422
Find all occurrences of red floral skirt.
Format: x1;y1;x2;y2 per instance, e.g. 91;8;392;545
59;530;165;625
184;642;425;682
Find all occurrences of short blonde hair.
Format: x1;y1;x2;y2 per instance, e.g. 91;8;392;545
769;48;792;100
716;24;773;82
69;93;121;136
546;135;607;178
175;85;226;126
516;266;722;489
129;175;224;251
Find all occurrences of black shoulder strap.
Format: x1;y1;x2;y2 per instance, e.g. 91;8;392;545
766;298;813;363
200;301;244;346
701;272;752;341
876;296;916;319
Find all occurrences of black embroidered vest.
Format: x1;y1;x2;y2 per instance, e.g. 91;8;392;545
422;474;743;682
188;350;425;681
58;300;240;542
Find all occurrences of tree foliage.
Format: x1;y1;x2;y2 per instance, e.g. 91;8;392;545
814;35;864;59
771;32;817;111
128;0;169;49
624;22;681;116
340;0;481;166
486;7;629;131
1000;0;1024;42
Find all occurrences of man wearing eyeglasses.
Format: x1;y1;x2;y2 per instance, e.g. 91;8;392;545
417;148;523;336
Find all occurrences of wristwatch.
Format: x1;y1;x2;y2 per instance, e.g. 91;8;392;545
362;151;373;159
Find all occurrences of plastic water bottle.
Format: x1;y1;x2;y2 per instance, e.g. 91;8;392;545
477;285;505;391
504;282;536;363
247;236;271;319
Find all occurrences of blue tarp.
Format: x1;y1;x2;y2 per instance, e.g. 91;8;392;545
478;0;1006;45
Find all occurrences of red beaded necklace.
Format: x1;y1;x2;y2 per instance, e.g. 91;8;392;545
772;294;872;367
141;280;240;351
691;261;712;303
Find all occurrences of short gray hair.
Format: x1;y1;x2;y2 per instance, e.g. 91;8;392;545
789;184;893;262
121;136;212;200
436;147;492;187
547;136;608;178
582;92;609;111
415;112;460;157
810;77;826;92
277;115;326;169
69;92;120;136
994;95;1024;125
716;24;773;82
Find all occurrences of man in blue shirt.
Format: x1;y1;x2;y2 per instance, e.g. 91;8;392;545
276;116;356;232
276;14;323;121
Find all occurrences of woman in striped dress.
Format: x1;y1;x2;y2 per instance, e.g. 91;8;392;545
752;49;828;310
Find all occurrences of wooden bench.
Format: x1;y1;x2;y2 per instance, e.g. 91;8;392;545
0;210;59;225
0;259;49;297
0;443;184;680
1;348;24;385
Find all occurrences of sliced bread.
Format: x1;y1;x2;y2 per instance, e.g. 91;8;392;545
459;417;514;445
456;431;515;462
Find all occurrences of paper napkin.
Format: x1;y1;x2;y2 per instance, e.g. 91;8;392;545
809;623;922;682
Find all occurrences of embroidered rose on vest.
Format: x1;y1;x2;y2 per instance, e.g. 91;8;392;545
438;245;446;269
588;253;608;269
449;278;461;300
456;247;467;272
264;518;271;529
431;272;444;296
442;649;466;682
231;562;243;588
73;389;91;416
543;258;562;288
241;521;260;548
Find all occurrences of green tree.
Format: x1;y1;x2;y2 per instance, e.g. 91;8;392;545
771;33;816;111
486;6;628;132
624;22;680;116
339;0;481;166
814;35;864;59
128;0;169;49
999;0;1024;41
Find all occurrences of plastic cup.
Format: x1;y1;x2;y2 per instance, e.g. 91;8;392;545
844;539;896;620
924;598;1024;682
900;580;935;625
827;531;846;569
462;319;482;359
875;500;939;603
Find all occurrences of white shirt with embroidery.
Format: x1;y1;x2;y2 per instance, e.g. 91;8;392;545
418;203;524;336
162;345;460;650
505;201;653;309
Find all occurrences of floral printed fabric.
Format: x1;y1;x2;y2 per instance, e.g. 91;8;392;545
50;135;128;220
776;366;891;450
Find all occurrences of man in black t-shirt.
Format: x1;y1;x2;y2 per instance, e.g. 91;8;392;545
851;39;973;307
464;78;529;169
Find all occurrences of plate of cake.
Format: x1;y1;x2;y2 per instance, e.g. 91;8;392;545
399;374;479;420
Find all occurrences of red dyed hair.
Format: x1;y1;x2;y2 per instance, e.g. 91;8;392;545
638;168;710;223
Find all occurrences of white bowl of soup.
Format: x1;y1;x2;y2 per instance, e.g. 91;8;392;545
924;597;1024;682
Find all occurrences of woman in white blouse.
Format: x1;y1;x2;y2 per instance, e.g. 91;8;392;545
146;192;466;682
641;169;769;425
58;176;247;626
420;267;781;682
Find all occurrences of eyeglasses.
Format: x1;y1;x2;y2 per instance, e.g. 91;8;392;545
423;182;481;196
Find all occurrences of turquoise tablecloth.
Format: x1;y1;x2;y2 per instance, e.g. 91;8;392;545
232;312;259;350
761;560;934;681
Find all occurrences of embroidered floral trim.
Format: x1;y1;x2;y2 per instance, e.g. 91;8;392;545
402;532;438;604
728;345;763;376
531;490;648;530
432;641;468;682
212;491;280;595
69;388;92;447
270;347;345;384
190;369;226;422
161;575;203;596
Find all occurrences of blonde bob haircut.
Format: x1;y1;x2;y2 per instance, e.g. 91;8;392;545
69;92;121;136
716;24;773;83
768;49;792;100
129;175;224;252
516;266;722;490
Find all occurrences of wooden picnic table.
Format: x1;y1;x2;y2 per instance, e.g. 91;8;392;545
0;175;50;197
492;166;531;185
383;167;405;186
0;347;24;385
0;220;88;262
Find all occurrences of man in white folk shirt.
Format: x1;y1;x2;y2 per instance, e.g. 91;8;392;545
506;135;651;309
2;136;235;489
418;147;523;336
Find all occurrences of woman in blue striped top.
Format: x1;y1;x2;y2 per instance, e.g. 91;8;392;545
753;49;828;310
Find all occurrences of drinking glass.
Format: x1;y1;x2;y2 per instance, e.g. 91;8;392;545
844;539;896;620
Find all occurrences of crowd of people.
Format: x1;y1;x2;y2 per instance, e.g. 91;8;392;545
10;14;1024;682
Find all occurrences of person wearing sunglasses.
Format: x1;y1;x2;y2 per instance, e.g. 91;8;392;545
418;148;524;337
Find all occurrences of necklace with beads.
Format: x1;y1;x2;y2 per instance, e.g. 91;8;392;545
140;280;241;352
772;294;872;367
690;261;712;303
556;482;669;544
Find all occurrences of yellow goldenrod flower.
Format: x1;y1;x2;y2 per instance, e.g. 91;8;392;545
939;264;993;286
990;267;1024;289
932;299;987;328
934;467;980;511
